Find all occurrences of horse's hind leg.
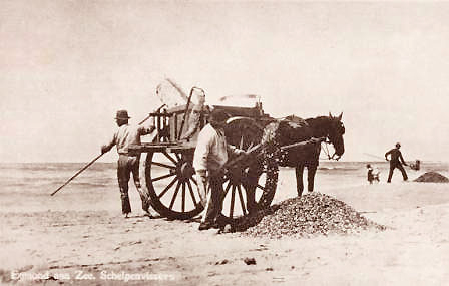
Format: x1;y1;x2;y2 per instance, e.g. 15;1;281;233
307;165;318;193
295;165;305;197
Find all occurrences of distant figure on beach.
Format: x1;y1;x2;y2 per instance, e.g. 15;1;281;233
193;109;246;231
385;142;408;183
101;110;155;218
366;164;380;184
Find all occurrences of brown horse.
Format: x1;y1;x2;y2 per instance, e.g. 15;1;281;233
273;112;345;196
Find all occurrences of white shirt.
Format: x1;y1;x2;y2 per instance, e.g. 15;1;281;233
193;123;240;172
106;123;153;156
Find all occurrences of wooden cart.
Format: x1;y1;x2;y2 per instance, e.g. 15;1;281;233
128;93;279;224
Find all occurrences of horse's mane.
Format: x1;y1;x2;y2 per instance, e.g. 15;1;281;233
305;115;331;125
304;116;333;137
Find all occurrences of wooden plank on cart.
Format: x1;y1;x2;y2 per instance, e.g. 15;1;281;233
166;146;195;153
129;144;172;154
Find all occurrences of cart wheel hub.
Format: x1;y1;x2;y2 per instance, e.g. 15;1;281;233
179;162;195;182
228;167;246;185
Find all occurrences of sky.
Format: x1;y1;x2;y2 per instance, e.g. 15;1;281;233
1;1;449;163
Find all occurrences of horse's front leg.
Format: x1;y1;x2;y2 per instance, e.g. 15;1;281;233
307;165;318;193
295;165;305;197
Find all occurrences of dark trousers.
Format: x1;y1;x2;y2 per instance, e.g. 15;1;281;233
387;162;408;183
201;176;224;224
367;170;374;184
117;155;150;214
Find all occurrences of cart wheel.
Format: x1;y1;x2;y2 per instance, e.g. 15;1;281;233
219;118;279;225
140;151;203;220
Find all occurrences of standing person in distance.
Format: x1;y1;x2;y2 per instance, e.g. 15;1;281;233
385;142;408;183
101;110;156;218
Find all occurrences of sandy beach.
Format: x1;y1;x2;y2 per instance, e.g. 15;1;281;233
4;1;449;285
1;164;449;285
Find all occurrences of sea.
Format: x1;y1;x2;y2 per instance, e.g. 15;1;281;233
1;161;448;213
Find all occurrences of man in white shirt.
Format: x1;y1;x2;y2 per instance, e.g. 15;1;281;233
193;109;245;230
101;110;155;218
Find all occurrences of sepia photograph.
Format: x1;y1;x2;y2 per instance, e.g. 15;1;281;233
1;1;449;285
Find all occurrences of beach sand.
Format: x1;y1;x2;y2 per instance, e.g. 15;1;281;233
1;167;449;285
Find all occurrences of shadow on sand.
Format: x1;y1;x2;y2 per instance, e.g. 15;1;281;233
223;205;281;233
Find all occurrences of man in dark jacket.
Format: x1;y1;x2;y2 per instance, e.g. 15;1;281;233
385;142;408;183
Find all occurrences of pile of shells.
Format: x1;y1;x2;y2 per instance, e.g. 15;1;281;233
240;192;385;238
414;172;449;183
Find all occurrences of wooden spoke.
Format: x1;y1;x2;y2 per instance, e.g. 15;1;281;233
238;185;247;215
230;185;236;218
158;177;178;199
169;181;181;210
143;151;206;221
186;180;197;206
162;151;178;165
151;172;176;183
181;182;185;213
190;177;197;186
223;181;232;197
247;141;254;151
151;161;176;170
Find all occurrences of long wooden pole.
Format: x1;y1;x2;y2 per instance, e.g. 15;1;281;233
165;78;188;100
138;104;166;125
213;137;326;177
177;88;194;140
50;153;104;196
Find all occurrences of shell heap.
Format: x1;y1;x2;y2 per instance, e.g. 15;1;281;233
242;192;386;238
414;172;449;183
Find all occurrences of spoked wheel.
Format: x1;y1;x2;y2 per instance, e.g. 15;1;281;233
219;118;279;225
140;150;203;220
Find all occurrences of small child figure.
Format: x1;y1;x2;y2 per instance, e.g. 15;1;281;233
367;164;380;184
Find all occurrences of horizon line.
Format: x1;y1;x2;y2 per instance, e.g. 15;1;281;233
1;160;447;164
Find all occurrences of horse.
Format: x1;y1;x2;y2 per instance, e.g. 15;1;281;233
273;112;345;197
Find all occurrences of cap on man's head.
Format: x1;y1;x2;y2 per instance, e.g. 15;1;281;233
115;110;130;119
208;109;230;125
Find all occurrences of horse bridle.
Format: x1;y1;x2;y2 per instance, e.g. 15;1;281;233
321;137;341;161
